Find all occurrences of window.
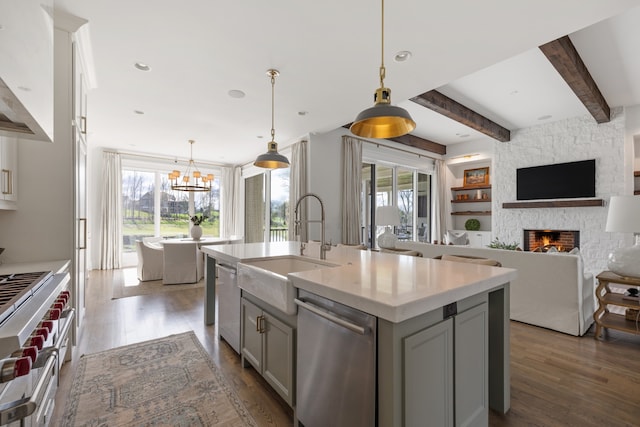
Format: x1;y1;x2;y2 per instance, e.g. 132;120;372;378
121;157;220;264
362;163;432;248
244;169;290;243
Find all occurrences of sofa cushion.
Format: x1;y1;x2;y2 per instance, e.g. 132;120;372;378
440;254;501;266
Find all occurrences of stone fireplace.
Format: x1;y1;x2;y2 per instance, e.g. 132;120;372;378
523;229;580;252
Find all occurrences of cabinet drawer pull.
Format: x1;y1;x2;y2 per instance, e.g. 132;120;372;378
256;315;266;333
2;169;12;195
81;116;87;134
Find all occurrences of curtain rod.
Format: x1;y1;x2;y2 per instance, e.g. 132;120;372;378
350;135;441;161
103;148;230;168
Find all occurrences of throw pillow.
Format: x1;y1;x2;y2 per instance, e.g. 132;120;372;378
445;231;469;245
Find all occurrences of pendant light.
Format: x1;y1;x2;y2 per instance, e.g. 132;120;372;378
254;69;290;169
168;140;213;192
350;0;416;139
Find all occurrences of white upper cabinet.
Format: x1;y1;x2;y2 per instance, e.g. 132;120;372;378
0;0;54;142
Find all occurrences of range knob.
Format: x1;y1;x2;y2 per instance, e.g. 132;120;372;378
11;346;38;364
33;327;49;341
37;320;54;334
0;357;31;383
44;308;61;321
56;294;69;305
26;334;45;351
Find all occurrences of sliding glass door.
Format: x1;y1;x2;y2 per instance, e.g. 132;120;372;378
362;163;432;248
244;169;290;243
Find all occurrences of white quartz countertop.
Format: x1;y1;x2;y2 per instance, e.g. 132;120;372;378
0;259;70;275
202;242;517;323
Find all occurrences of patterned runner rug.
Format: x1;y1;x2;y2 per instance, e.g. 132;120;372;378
60;332;257;426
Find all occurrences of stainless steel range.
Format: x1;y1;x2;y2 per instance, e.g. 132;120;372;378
0;270;74;426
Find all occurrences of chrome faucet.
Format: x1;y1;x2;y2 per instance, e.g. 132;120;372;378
294;193;331;260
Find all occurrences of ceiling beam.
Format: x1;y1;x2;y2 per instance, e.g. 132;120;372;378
410;90;511;142
387;134;446;155
539;35;610;123
342;124;447;155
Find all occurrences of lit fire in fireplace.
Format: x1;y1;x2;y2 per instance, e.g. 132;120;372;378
523;229;580;252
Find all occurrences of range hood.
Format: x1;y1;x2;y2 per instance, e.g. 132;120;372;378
0;77;51;141
0;0;54;143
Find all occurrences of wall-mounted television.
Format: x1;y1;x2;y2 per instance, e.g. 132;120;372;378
516;159;596;201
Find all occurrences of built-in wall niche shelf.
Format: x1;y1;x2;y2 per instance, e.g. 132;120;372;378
502;199;604;209
451;211;491;216
451;199;493;204
451;184;491;191
634;171;639;195
450;185;492;218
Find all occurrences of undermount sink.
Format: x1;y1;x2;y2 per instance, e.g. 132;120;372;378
237;255;338;314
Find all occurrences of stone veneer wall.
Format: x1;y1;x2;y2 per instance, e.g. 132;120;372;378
492;107;626;277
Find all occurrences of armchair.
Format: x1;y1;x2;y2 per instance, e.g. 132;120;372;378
162;242;200;285
135;240;164;282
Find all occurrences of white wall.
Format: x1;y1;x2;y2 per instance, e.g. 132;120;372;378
0;136;73;264
492;107;631;277
306;128;344;244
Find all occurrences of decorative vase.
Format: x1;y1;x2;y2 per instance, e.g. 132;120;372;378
190;225;202;241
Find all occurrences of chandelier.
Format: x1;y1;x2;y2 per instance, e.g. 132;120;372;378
168;140;213;192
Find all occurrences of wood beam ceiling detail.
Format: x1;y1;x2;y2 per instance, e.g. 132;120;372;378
342;124;447;156
387;134;446;155
539;35;610;124
410;90;511;142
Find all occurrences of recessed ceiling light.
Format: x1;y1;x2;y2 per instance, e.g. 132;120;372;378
134;62;151;71
228;89;245;98
509;90;519;95
455;133;470;138
538;115;552;120
298;111;308;116
134;110;144;115
17;86;31;92
257;135;264;139
394;51;412;62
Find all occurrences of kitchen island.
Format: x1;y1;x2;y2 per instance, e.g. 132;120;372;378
201;242;516;426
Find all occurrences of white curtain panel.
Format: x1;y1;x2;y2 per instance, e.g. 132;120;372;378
341;136;363;245
222;166;244;239
434;159;451;244
99;151;123;269
288;140;309;241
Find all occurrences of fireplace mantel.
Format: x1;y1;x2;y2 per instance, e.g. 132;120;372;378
502;199;604;209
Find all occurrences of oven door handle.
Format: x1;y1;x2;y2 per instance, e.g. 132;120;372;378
56;308;75;353
0;352;57;425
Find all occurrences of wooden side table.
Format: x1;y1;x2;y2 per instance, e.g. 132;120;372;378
594;271;640;339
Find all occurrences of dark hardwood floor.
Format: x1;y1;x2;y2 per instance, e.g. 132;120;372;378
52;269;640;426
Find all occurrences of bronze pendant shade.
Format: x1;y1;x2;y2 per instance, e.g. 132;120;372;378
254;69;290;169
350;0;415;139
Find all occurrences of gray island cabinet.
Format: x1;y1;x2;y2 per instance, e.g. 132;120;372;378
201;242;515;427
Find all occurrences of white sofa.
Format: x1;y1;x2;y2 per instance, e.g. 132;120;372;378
396;241;595;336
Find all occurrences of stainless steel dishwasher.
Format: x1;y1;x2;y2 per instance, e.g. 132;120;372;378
295;289;377;427
217;262;241;354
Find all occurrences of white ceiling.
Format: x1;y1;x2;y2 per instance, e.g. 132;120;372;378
52;0;640;166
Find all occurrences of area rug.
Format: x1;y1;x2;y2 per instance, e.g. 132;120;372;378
112;268;204;299
59;332;257;427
